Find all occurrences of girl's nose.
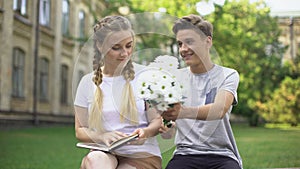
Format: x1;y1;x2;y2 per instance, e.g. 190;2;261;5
120;48;129;57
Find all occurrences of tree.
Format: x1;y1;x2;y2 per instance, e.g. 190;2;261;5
207;0;286;125
91;1;189;64
95;0;290;125
257;76;300;126
96;1;220;64
256;49;300;126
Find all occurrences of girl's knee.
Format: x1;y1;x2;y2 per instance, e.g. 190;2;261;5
84;151;117;168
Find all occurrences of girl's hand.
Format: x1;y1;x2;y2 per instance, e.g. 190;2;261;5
101;131;128;146
128;128;146;145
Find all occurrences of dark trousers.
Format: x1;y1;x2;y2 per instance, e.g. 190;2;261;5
166;154;241;169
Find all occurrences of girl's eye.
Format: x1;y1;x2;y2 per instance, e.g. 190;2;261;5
111;46;120;51
126;42;133;48
126;44;132;49
111;43;132;51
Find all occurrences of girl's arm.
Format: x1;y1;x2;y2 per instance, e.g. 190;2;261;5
133;103;162;139
74;106;127;145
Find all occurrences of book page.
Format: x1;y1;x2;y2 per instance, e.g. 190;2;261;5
110;134;139;150
76;134;139;152
76;142;110;152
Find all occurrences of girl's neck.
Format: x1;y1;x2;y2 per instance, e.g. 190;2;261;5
102;66;122;77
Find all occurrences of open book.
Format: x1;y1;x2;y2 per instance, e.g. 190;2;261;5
76;134;139;152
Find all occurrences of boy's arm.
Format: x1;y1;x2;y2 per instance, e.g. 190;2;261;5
162;90;235;121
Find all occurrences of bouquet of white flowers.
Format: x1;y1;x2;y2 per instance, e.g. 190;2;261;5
136;55;185;127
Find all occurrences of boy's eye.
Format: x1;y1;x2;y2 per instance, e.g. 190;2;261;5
185;39;193;45
177;41;182;47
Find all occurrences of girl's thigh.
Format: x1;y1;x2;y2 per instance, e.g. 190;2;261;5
117;155;162;169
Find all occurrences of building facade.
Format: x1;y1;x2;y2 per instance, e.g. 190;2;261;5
1;1;299;125
271;10;300;61
0;0;104;124
277;16;300;61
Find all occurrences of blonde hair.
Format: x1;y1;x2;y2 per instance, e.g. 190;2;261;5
172;14;213;38
89;16;138;132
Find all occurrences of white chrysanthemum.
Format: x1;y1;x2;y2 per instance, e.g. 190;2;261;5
172;81;184;94
136;77;150;93
160;72;174;82
137;80;149;89
138;86;151;99
148;88;163;101
156;101;169;111
136;57;185;113
148;62;165;71
152;76;172;92
152;55;179;75
164;87;182;104
154;55;179;68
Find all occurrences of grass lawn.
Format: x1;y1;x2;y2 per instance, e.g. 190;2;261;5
233;123;300;169
0;123;299;169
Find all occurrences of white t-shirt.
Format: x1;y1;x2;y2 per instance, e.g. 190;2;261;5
74;71;161;157
174;64;243;168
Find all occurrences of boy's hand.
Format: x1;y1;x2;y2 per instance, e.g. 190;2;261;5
159;119;176;139
162;103;182;121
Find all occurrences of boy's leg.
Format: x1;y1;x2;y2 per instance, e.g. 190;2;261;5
166;155;207;169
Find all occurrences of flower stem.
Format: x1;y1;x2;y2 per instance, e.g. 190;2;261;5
163;119;173;128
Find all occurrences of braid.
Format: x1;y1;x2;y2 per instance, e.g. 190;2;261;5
122;59;135;81
92;64;103;86
89;63;104;132
94;16;133;45
92;38;102;70
120;60;138;124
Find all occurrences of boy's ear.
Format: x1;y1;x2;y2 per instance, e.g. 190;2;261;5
207;36;213;47
207;36;212;42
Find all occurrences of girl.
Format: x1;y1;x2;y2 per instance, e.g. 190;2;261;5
74;16;162;169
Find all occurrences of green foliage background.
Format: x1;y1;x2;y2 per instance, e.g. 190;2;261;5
94;0;299;126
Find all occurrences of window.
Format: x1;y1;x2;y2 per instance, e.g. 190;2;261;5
39;58;49;101
60;65;68;104
79;10;85;41
39;0;50;26
297;42;300;55
78;70;84;83
12;48;25;97
76;70;84;89
62;0;69;36
0;0;3;9
13;0;27;15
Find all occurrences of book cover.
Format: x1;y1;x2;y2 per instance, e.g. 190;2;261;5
76;134;139;152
